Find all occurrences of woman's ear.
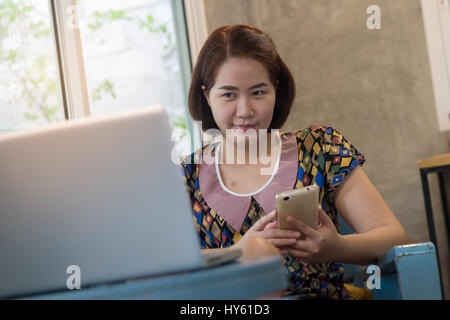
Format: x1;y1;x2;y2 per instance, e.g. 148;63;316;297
203;89;211;107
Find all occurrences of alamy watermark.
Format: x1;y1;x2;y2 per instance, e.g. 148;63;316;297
367;5;382;30
66;265;81;290
366;264;381;290
67;5;80;30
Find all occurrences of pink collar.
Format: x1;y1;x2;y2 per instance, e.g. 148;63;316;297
198;132;299;231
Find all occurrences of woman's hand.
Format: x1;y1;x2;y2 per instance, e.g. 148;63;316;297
234;210;301;254
281;205;344;264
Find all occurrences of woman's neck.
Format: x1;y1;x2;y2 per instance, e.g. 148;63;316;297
219;131;278;166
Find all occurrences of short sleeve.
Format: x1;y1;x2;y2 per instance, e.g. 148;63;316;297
318;126;366;201
180;153;197;202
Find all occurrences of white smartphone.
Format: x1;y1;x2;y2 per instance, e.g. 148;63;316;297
276;185;320;231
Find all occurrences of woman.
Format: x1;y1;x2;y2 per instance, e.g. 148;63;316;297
180;24;409;300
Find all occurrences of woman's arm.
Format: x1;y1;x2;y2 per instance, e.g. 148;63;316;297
333;165;410;265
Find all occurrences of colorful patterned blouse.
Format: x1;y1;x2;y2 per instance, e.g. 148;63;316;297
180;125;366;300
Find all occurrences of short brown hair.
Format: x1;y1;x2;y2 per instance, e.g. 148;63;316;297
188;24;296;132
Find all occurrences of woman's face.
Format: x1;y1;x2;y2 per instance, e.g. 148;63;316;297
203;57;276;139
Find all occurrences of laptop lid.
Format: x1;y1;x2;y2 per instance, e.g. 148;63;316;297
0;105;204;298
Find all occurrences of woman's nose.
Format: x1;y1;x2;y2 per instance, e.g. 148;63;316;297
235;97;254;118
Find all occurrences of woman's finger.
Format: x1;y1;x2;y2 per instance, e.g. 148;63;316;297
252;210;277;231
264;220;278;230
264;228;301;239
286;216;317;238
268;238;298;248
288;239;311;252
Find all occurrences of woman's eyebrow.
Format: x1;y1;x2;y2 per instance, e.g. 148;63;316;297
217;82;269;91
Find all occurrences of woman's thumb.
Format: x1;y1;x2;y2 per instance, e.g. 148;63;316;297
318;206;332;226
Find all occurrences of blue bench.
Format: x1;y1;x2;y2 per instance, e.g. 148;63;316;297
339;215;443;300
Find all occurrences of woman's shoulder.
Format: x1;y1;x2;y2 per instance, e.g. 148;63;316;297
282;125;355;156
280;124;337;141
180;148;201;183
180;141;219;170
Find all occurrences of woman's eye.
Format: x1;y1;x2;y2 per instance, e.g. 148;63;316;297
253;90;265;96
222;92;235;98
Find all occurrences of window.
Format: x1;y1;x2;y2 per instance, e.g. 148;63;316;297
0;0;65;133
421;0;450;132
0;0;201;157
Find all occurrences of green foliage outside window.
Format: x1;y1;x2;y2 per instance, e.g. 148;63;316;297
0;1;186;134
0;0;61;125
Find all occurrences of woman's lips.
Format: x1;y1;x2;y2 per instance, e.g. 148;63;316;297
233;125;256;132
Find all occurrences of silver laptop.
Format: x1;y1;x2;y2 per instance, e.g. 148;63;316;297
0;105;241;298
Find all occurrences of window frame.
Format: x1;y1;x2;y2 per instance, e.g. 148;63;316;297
172;0;203;151
49;0;90;120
